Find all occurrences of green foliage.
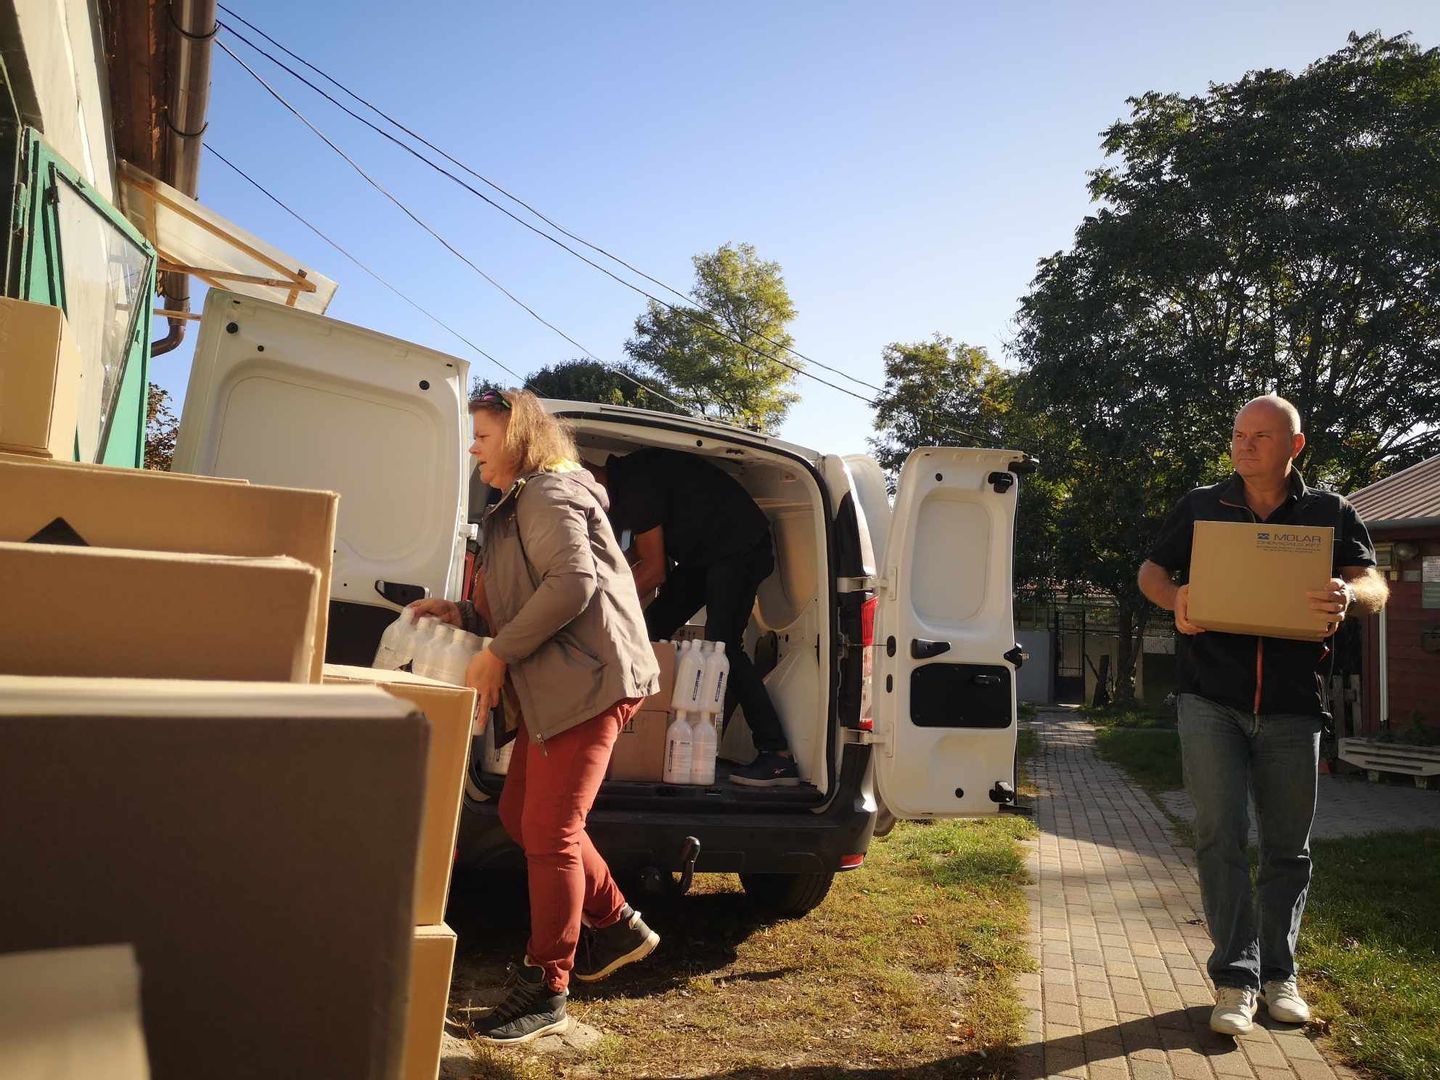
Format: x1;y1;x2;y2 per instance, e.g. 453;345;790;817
624;243;799;432
144;384;178;471
490;360;682;413
870;337;1066;594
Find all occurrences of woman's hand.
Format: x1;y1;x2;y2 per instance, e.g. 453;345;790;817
407;598;461;627
467;647;507;713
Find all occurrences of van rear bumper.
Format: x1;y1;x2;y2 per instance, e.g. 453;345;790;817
455;746;878;876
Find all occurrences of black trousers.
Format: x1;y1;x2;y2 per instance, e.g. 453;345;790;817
642;535;788;754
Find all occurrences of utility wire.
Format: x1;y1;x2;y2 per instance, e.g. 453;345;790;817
207;144;525;384
216;39;690;414
213;6;893;401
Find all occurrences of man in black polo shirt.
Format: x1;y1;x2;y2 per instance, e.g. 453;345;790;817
589;448;797;786
1138;394;1388;1037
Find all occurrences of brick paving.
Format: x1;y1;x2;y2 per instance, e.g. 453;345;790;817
1016;709;1358;1080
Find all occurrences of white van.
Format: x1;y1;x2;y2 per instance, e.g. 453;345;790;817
175;291;1030;915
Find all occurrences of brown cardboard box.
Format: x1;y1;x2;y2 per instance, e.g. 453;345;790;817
645;640;678;711
1188;520;1335;640
403;924;457;1080
0;677;429;1080
324;664;476;924
0;297;81;459
608;708;672;781
0;456;337;681
0;542;319;681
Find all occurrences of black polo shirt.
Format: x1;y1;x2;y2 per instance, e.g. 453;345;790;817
606;448;771;567
1147;470;1376;717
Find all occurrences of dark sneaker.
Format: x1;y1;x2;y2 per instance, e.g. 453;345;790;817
474;960;568;1044
574;907;660;983
730;751;800;787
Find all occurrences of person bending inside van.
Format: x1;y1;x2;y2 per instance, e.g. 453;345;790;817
588;447;798;787
411;389;662;1044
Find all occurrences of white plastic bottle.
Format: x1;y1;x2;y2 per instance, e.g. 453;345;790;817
373;608;417;669
699;640;730;719
663;710;696;784
410;619;447;679
671;639;706;714
436;627;472;686
690;713;717;785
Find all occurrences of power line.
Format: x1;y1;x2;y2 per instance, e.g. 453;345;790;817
206;144;525;384
215;39;690;415
212;6;893;401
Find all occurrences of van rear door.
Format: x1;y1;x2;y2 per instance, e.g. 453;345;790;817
871;447;1023;818
174;291;471;611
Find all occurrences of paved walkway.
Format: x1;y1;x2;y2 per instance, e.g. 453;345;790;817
1161;770;1440;842
1016;709;1357;1080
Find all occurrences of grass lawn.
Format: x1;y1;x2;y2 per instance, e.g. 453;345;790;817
1092;727;1183;792
455;816;1038;1079
1300;830;1440;1080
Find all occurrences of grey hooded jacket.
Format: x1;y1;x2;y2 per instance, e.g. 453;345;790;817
458;468;660;746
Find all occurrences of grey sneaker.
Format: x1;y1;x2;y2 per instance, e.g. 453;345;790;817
474;960;569;1044
1210;986;1258;1036
1261;978;1311;1024
573;907;660;983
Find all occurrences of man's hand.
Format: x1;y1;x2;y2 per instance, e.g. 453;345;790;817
407;598;462;626
1173;584;1205;636
1308;576;1353;638
466;647;507;712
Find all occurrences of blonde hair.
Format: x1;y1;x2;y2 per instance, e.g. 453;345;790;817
470;388;578;475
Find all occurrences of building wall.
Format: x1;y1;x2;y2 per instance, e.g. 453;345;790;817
1362;527;1440;735
1016;630;1053;704
10;0;115;199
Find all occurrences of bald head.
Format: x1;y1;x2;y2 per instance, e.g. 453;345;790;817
1231;394;1305;487
1236;394;1301;438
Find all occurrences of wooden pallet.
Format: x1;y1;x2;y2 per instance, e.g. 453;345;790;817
1338;737;1440;789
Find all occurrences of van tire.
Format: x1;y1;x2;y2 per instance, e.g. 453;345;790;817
739;870;835;918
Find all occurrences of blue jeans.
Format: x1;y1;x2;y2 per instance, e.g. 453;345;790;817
1176;693;1322;990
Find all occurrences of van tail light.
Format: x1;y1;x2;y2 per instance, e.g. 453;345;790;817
858;595;878;732
839;853;865;870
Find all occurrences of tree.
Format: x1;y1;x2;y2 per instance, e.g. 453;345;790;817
625;243;799;432
506;360;683;413
870;337;1064;596
145;385;179;471
1012;31;1440;702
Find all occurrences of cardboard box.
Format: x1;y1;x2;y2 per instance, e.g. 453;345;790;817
0;456;337;681
0;297;81;460
0;542;319;681
1188;520;1335;640
0;677;429;1080
324;664;476;924
403;924;457;1080
645;640;678;711
608;708;672;781
0;945;150;1080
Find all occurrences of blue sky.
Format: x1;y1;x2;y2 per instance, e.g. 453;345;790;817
158;1;1440;457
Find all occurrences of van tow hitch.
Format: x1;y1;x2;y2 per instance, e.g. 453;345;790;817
675;835;701;895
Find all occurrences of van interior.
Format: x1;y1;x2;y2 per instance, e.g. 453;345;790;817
469;414;836;810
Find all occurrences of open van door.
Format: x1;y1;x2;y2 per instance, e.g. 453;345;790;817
872;447;1023;818
174;291;471;616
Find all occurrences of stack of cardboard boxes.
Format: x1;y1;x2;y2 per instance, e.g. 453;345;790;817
607;641;679;781
0;448;465;1079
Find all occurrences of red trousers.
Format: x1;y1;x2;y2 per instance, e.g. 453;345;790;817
498;698;639;992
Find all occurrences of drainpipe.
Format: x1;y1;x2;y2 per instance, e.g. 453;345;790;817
152;0;216;357
1377;606;1389;733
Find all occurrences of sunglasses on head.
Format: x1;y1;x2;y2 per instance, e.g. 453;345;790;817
473;390;512;411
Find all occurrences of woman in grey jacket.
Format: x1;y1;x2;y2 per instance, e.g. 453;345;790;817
411;389;661;1044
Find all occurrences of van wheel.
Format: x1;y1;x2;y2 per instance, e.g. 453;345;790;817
739;871;835;918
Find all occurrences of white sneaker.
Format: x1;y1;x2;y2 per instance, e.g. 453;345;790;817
1210;986;1259;1036
1262;978;1312;1024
